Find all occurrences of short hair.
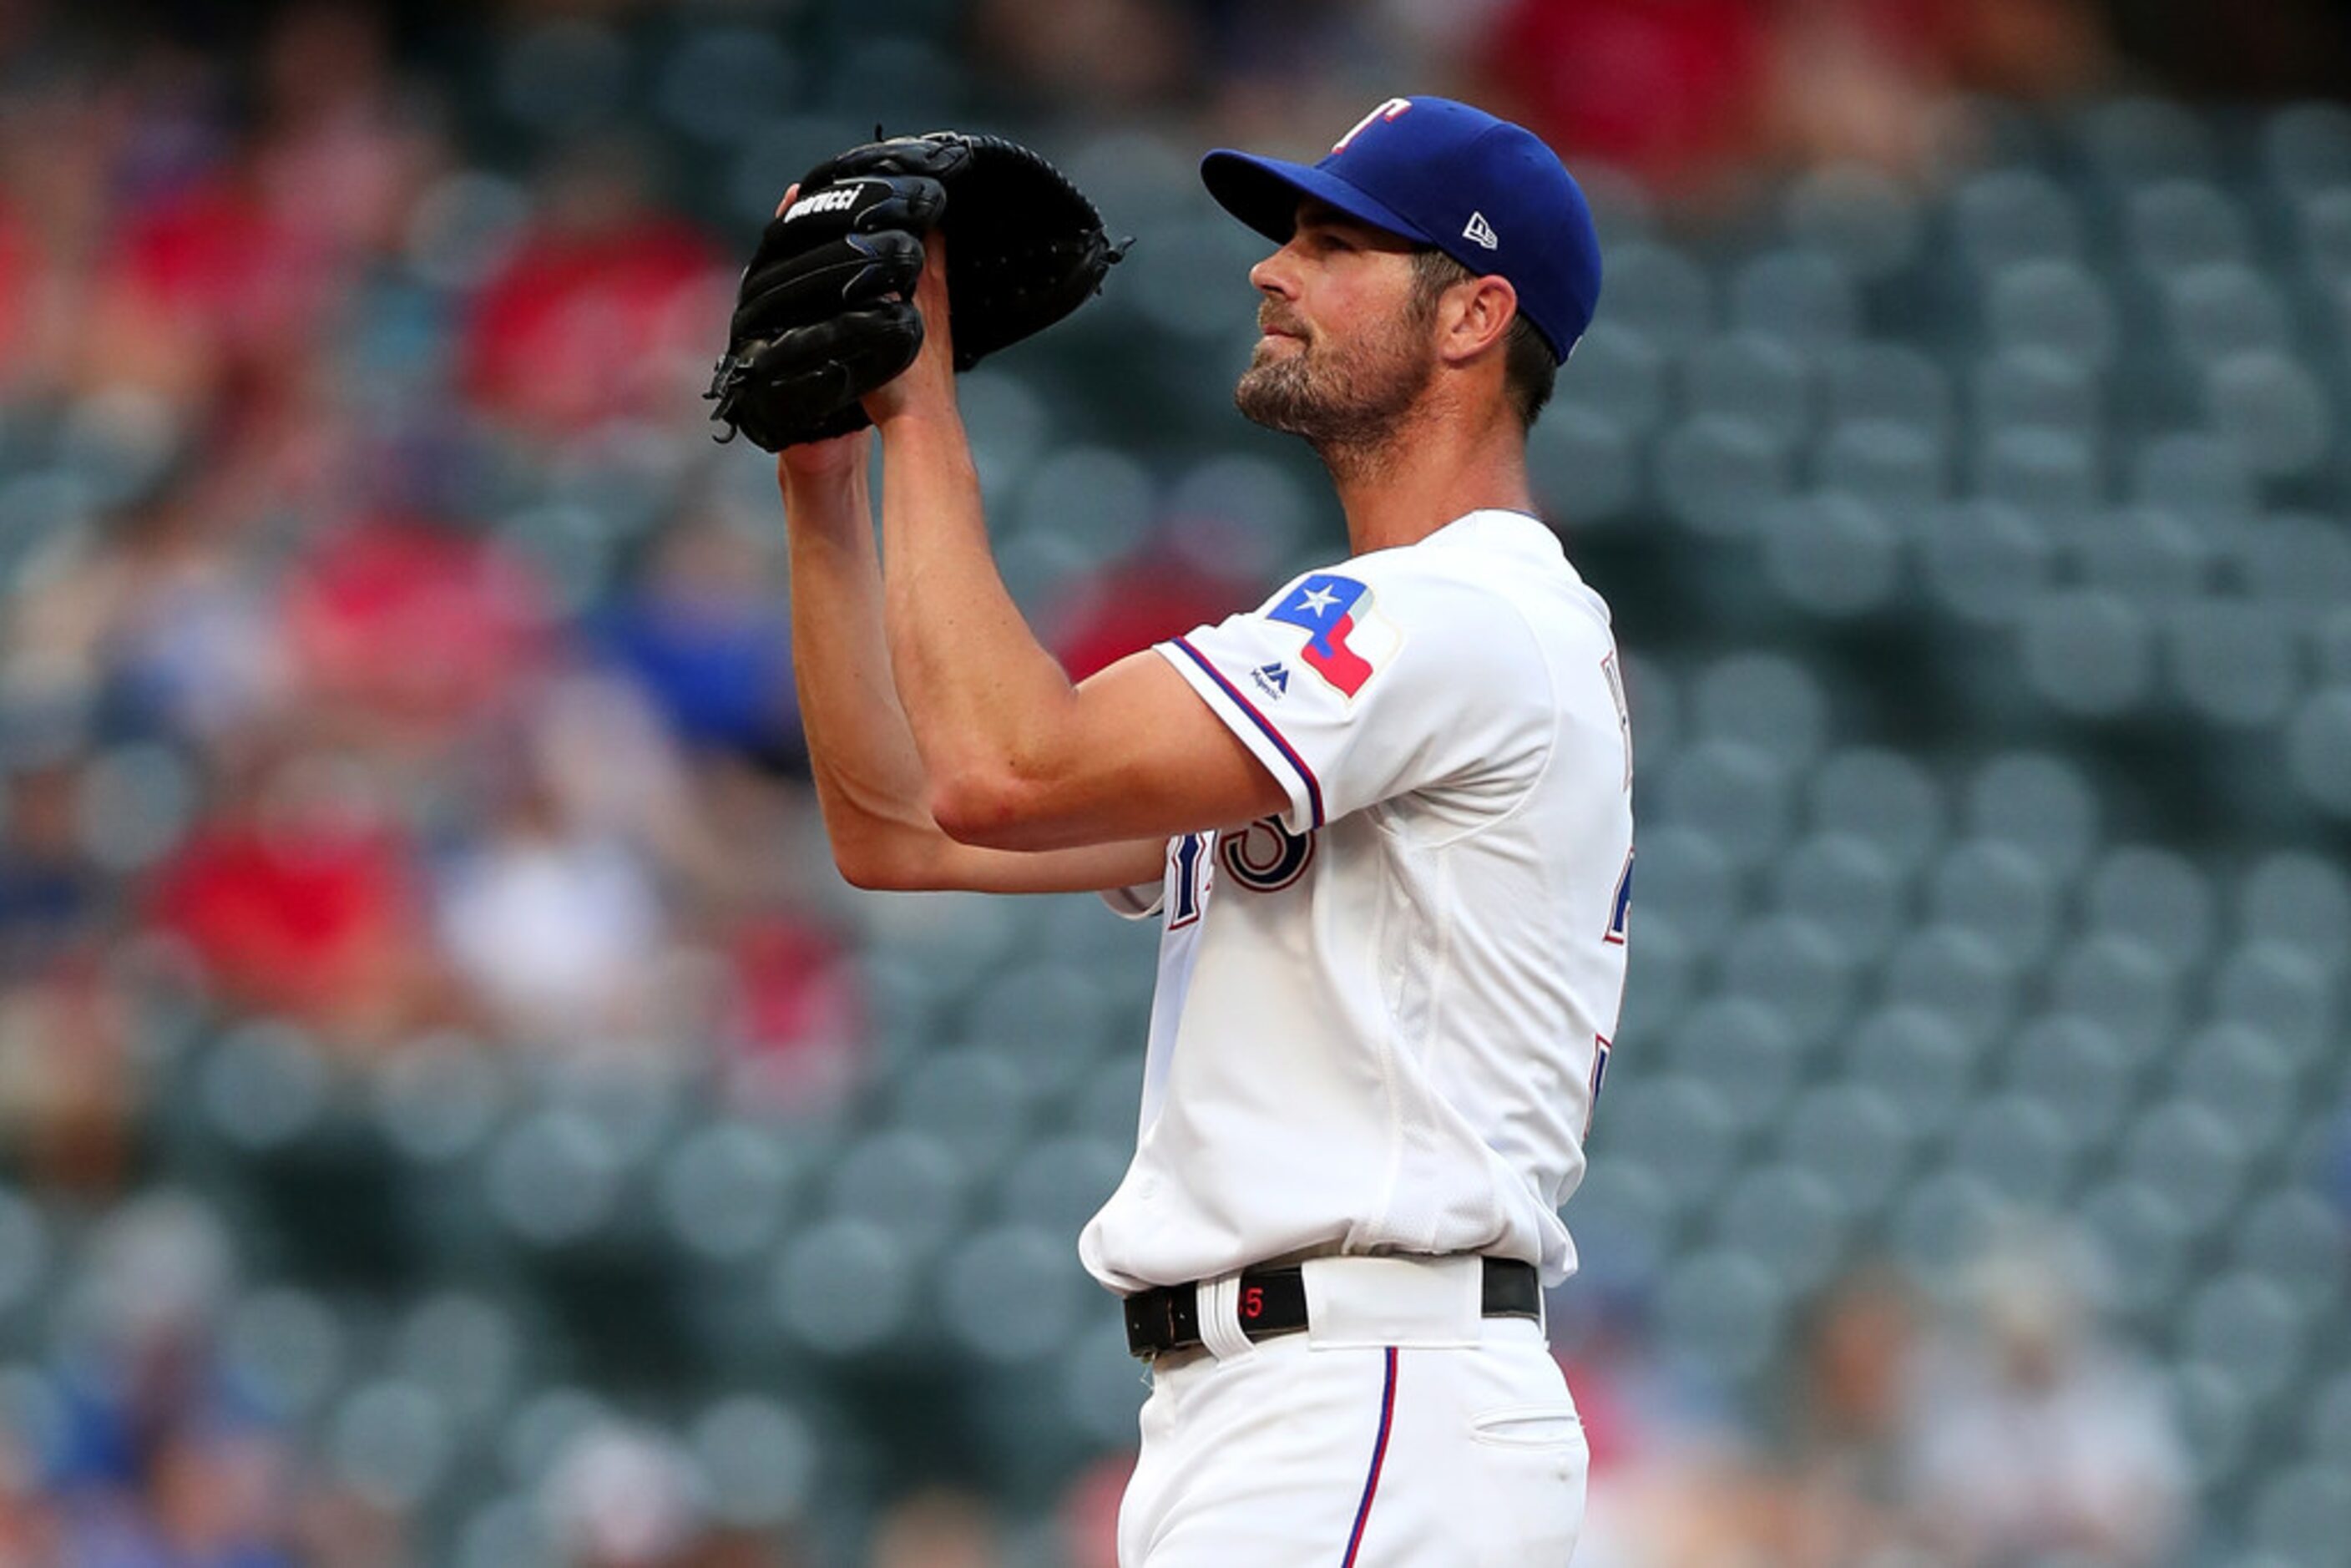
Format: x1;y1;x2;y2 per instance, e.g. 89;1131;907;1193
1409;248;1557;434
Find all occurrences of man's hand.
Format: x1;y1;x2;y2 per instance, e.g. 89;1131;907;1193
862;235;957;428
757;188;872;488
706;134;1123;452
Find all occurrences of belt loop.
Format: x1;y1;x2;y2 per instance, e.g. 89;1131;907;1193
1196;1271;1256;1361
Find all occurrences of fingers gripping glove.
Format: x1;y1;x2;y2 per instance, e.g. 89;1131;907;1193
705;132;1128;451
705;173;942;451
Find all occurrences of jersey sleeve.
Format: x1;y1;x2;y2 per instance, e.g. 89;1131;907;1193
1155;558;1555;836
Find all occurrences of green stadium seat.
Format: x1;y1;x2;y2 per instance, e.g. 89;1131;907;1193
1929;839;2064;969
1772;832;1910;964
771;1217;916;1358
1782;164;1922;282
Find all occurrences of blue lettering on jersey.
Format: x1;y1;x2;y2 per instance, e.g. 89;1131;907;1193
1219;816;1316;892
1585;1034;1612;1136
1170;832;1212;928
1605;847;1633;945
1251;662;1291;701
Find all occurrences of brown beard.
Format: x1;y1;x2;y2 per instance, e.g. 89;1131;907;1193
1234;306;1436;454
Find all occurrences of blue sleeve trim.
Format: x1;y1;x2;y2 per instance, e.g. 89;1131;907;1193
1168;636;1326;830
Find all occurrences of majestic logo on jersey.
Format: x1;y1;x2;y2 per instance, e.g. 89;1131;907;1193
1219;816;1316;892
1265;574;1399;700
1464;211;1499;250
1251;662;1291;701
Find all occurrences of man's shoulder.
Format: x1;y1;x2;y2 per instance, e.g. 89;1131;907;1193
1346;534;1613;664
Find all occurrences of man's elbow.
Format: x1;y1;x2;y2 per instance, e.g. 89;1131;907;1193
928;769;1048;852
832;846;907;891
828;832;948;892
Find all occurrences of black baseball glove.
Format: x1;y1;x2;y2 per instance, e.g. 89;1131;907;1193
705;132;1129;451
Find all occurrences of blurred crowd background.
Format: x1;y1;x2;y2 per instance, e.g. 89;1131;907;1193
2;0;2350;1563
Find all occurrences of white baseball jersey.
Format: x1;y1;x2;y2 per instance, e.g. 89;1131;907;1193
1079;508;1634;1294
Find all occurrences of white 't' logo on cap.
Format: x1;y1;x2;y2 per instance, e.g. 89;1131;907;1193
1464;211;1499;250
1332;98;1412;154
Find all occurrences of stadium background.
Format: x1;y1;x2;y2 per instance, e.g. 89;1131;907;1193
3;0;2351;1562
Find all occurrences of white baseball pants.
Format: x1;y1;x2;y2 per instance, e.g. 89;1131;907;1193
1116;1256;1587;1566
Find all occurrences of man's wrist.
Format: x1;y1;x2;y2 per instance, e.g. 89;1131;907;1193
777;456;868;527
869;392;967;446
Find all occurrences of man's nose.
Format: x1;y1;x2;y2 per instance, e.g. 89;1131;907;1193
1249;245;1300;298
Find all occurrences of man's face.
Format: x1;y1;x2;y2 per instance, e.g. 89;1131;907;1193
1234;200;1438;448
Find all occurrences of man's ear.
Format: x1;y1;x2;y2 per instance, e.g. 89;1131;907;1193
1438;275;1520;366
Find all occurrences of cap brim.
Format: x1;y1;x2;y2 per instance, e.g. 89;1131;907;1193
1200;150;1434;250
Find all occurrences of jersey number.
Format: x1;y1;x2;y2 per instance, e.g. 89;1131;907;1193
1590;847;1634;1132
1170;832;1211;928
1605;848;1632;945
1220;817;1315;892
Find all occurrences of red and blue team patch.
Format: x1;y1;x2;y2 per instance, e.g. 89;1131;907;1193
1266;574;1397;699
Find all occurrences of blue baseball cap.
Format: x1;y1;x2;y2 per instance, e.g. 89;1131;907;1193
1201;96;1602;363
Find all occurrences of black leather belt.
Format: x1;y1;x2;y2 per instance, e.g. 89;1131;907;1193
1123;1257;1540;1359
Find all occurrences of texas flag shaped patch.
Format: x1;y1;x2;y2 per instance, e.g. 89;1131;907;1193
1265;574;1401;699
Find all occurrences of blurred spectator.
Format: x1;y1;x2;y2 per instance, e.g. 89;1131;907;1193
0;1432;59;1565
1481;0;2111;194
0;64;132;401
1908;1228;2190;1568
47;1193;298;1567
435;742;666;1043
87;5;437;436
283;513;553;751
0;946;138;1195
1047;530;1258;683
1480;0;1777;197
971;0;1200;117
868;1486;1001;1568
1773;1263;1929;1566
7;470;290;754
544;1424;707;1568
289;1483;408;1568
0;761;104;974
1055;1453;1126;1568
597;509;803;772
148;739;444;1043
1768;0;2109;175
461;137;717;439
714;905;864;1116
1548;1276;1763;1568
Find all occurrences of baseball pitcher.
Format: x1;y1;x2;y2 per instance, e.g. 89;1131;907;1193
726;98;1629;1565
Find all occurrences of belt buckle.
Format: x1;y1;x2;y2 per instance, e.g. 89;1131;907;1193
1123;1288;1176;1360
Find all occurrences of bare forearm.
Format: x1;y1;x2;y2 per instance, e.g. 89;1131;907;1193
778;453;953;884
875;408;1084;822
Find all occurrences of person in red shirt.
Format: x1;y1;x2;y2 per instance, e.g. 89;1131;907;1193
463;139;719;438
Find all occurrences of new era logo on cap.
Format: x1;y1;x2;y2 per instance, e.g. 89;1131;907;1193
1464;211;1499;250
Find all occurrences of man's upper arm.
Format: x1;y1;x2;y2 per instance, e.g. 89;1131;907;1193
931;556;1550;853
926;650;1291;852
1160;562;1555;835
